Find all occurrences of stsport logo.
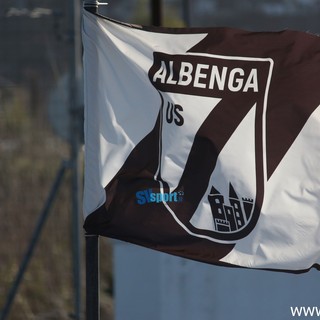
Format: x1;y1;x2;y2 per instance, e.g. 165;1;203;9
136;188;184;205
148;52;274;243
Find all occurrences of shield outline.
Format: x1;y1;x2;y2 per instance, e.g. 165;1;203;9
151;52;274;244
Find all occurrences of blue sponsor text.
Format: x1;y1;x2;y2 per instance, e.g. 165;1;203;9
136;188;183;205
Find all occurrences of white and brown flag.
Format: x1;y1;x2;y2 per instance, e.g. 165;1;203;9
82;9;320;272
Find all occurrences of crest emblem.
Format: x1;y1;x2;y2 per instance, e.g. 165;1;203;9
149;52;273;243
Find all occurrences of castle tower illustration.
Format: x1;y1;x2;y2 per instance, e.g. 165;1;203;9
208;183;253;233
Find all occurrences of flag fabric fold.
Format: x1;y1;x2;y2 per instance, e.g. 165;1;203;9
82;9;320;272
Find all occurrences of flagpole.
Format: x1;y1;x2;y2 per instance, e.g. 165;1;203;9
82;2;101;320
68;0;83;318
82;2;162;320
83;0;99;13
85;234;100;320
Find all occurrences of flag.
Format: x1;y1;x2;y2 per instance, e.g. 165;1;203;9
82;9;320;272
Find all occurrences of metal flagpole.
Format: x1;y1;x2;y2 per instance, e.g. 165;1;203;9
85;234;100;320
83;0;98;13
69;0;83;318
82;2;100;319
81;1;162;319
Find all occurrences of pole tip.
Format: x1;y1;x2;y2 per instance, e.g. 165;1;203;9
83;1;98;13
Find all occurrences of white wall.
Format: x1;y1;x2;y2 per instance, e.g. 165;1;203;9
114;241;320;320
